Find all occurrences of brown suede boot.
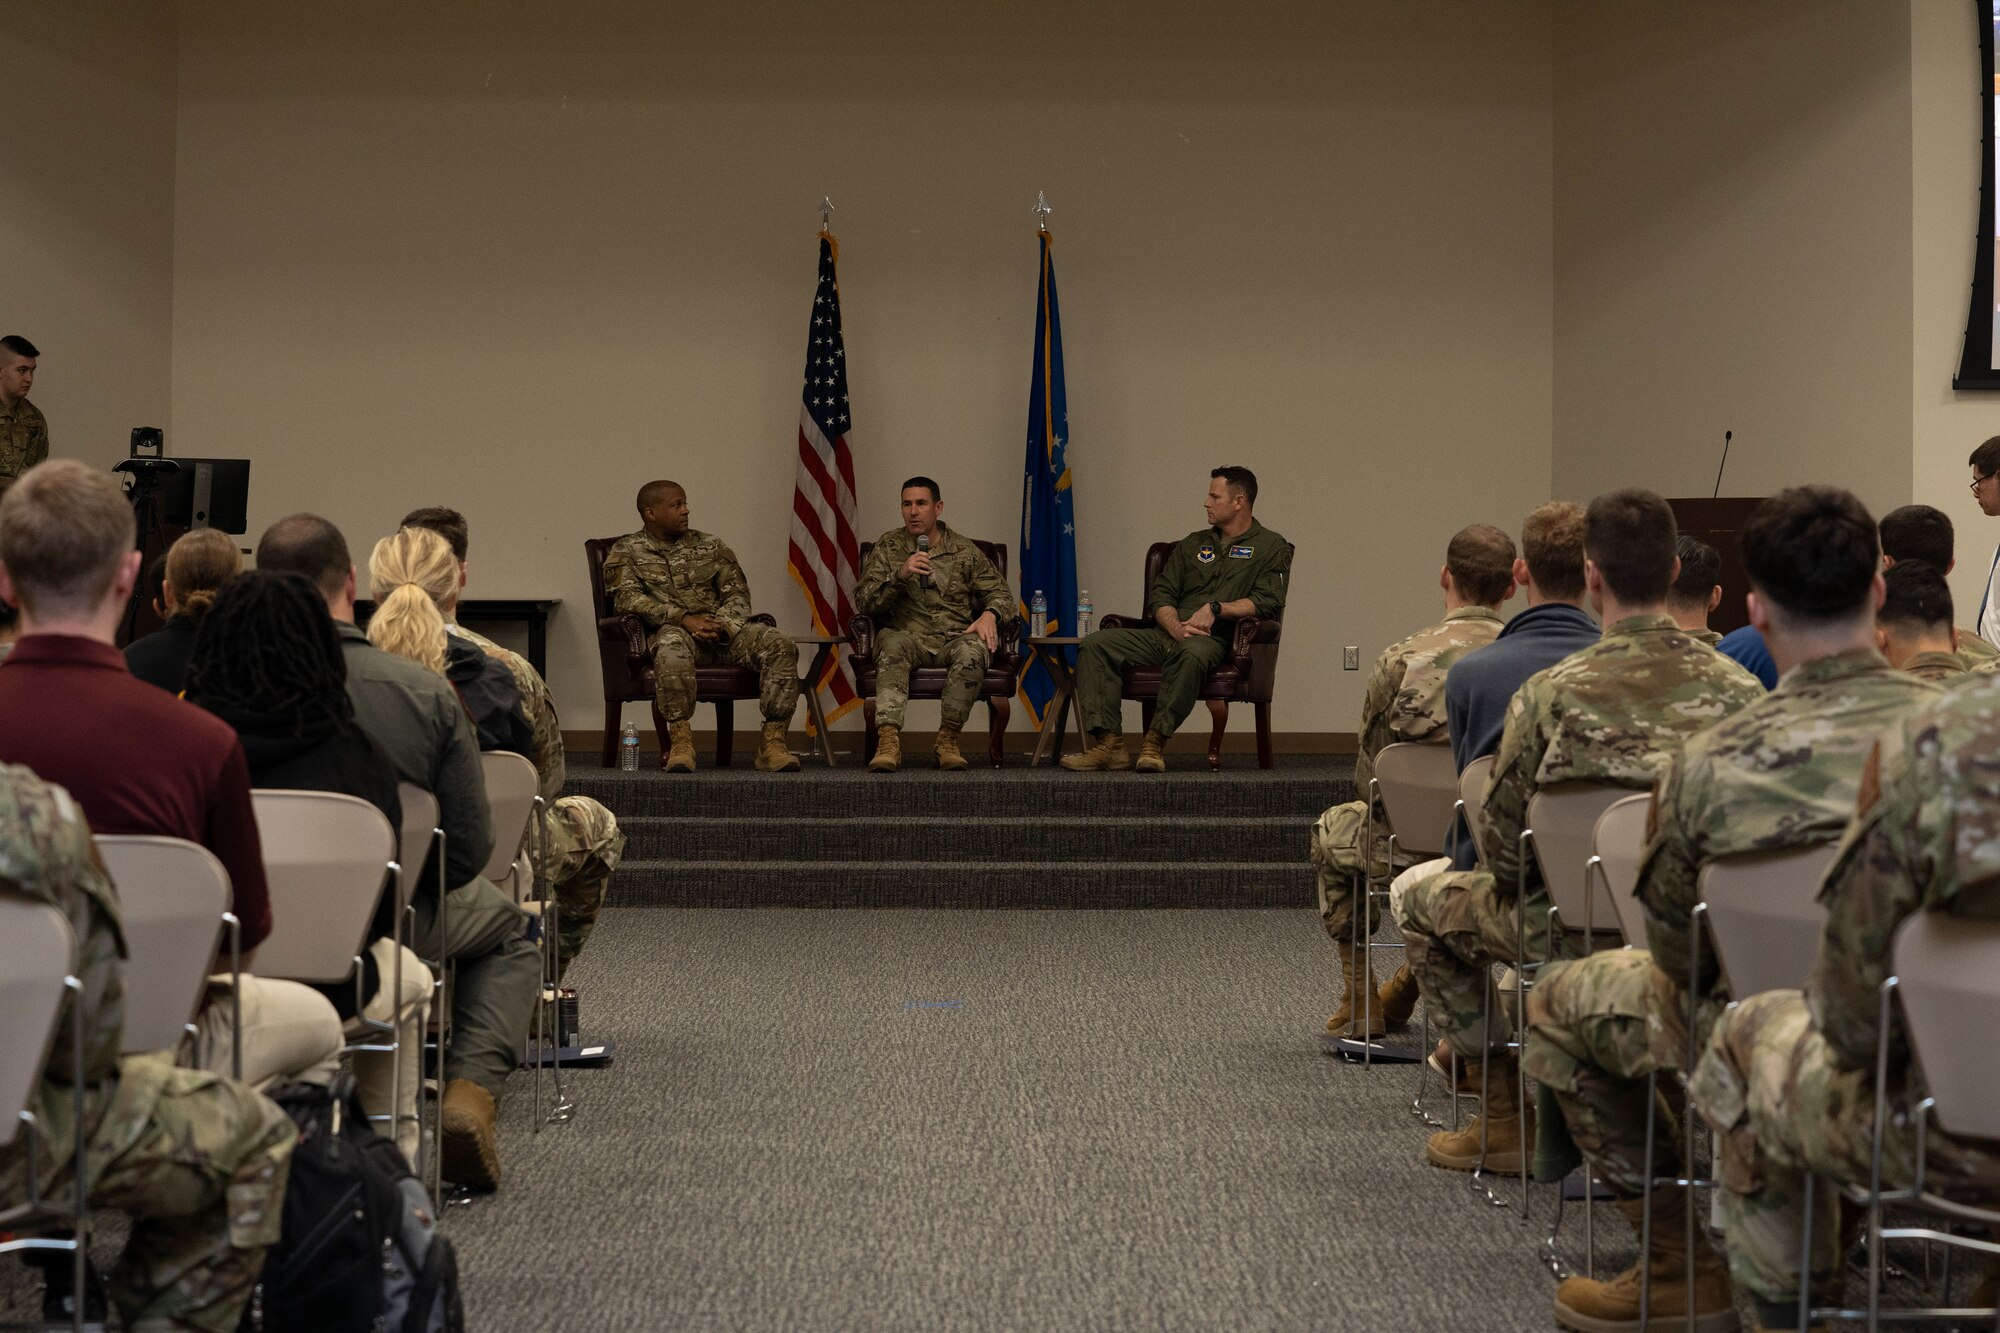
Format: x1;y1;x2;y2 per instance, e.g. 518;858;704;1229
755;721;801;772
662;721;696;773
1378;962;1421;1030
1061;729;1131;771
868;724;902;773
1134;732;1167;773
1327;942;1385;1036
934;723;971;771
440;1078;502;1191
1425;1052;1533;1174
1554;1189;1740;1333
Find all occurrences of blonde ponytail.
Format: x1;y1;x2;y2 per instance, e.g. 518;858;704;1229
365;527;458;677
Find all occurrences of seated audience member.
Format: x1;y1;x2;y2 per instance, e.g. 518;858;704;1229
1399;489;1761;1176
1876;559;1966;683
850;476;1017;772
1666;534;1723;644
1308;523;1515;1039
1064;466;1290;773
1715;621;1778;689
256;512;534;1192
0;461;343;1089
0;762;294;1331
602;479;802;772
1690;670;2000;1329
125;527;241;693
184;570;433;1164
402;505;625;974
1879;500;1998;662
1523;486;1934;1332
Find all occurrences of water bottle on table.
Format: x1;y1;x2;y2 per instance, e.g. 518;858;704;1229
1076;590;1093;638
1029;589;1047;638
619;722;641;772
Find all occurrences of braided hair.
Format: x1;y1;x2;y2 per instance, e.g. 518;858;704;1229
184;570;353;733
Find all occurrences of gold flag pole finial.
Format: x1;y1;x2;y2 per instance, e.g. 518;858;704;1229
1033;191;1052;231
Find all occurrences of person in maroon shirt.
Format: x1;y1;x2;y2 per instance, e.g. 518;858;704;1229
0;460;340;1088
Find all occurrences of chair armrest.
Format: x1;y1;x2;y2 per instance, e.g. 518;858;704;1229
995;618;1025;673
1226;617;1265;672
598;614;651;662
848;614;878;662
1098;613;1149;630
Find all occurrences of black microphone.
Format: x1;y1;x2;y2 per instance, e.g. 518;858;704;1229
1712;429;1733;499
916;533;932;589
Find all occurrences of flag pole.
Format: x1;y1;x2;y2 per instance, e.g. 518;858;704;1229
1033;190;1052;231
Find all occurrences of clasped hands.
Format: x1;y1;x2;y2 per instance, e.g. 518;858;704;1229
679;612;729;642
1161;605;1216;641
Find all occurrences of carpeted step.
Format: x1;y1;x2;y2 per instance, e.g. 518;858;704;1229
615;815;1308;864
605;859;1317;909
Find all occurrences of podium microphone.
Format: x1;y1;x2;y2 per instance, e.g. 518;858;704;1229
1711;430;1733;499
916;533;932;589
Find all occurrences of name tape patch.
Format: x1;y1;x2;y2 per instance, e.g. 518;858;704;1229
1227;545;1255;559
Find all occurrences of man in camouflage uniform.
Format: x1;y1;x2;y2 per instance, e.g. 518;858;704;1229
603;480;801;773
0;336;48;486
1689;672;2000;1332
404;507;625;972
852;477;1015;772
1873;558;1968;685
1400;489;1762;1177
1309;523;1515;1038
1523;487;1935;1332
1878;501;1999;664
1667;535;1724;645
1064;466;1291;773
0;764;294;1331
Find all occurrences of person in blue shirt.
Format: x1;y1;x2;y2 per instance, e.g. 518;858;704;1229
1715;623;1777;689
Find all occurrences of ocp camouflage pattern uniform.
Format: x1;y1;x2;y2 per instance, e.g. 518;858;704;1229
1902;649;1968;684
0;764;294;1332
454;624;623;971
603;528;800;724
853;523;1015;729
1690;674;2000;1307
0;396;49;481
1400;614;1762;1057
1523;650;1935;1198
1956;627;1998;663
1310;606;1503;941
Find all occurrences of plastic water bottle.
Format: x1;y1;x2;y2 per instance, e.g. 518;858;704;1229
1030;589;1048;638
618;722;641;772
1076;590;1093;638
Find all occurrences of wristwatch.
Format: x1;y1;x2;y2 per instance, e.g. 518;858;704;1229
1207;600;1222;620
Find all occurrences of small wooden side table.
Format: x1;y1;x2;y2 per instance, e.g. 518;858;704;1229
792;633;851;768
1025;635;1085;767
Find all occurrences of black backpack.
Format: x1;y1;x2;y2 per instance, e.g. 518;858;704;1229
240;1077;465;1333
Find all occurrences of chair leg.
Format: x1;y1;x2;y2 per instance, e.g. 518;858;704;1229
1255;701;1275;770
863;697;878;759
1205;698;1228;771
1140;700;1156;735
601;702;622;767
713;700;736;767
987;695;1010;768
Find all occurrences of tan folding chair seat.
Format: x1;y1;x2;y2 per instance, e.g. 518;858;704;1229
94;836;234;1057
1525;783;1632;946
250;790;397;986
479;751;542;902
1696;842;1841;1000
1458;754;1496;861
1372;742;1460;859
1589;795;1652;950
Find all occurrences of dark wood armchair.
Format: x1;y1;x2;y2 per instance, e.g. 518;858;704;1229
1097;540;1290;770
584;536;778;768
847;538;1023;768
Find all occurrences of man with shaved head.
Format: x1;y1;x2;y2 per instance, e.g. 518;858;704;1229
602;480;801;772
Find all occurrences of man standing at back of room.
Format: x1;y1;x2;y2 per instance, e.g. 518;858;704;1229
1308;523;1515;1039
1879;501;1997;662
1966;437;2000;653
402;505;625;972
1063;466;1290;773
0;335;48;487
602;480;801;773
1400;489;1762;1176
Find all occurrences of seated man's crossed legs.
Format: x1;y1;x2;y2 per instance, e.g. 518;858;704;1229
651;621;801;772
869;628;990;772
1063;626;1225;772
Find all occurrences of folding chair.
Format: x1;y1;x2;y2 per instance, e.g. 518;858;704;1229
396;782;449;1202
94;836;238;1069
478;751;568;1128
0;891;86;1333
1458;754;1496;861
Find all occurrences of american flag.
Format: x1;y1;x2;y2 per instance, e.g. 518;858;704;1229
786;230;861;724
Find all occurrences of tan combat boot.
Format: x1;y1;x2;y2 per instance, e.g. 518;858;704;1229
1377;962;1421;1030
1554;1189;1739;1333
662;721;696;773
1327;942;1385;1037
1134;731;1167;773
1425;1051;1533;1174
439;1078;502;1191
934;722;971;771
755;721;801;772
1061;730;1131;771
868;724;902;773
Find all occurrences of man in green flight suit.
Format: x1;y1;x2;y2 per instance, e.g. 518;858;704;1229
1064;466;1291;773
853;477;1015;772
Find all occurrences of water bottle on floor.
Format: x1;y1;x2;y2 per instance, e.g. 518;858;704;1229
619;722;641;771
1076;589;1093;637
1030;589;1047;638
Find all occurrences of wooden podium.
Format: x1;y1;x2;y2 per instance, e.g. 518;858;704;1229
1668;497;1765;635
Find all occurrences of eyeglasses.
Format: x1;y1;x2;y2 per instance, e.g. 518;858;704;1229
1974;473;1997;492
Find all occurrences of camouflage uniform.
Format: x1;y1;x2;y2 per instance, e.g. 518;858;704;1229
852;523;1015;729
1902;649;1968;684
1310;605;1503;940
0;396;49;480
454;624;623;969
1400;614;1762;1058
1523;651;1935;1197
1690;675;2000;1305
1956;627;1998;663
0;765;294;1333
1690;628;1723;647
603;528;800;724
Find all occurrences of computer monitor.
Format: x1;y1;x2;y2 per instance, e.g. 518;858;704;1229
158;458;251;534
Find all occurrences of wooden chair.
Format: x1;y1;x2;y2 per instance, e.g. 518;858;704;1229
584;535;779;768
847;538;1023;768
1097;541;1290;769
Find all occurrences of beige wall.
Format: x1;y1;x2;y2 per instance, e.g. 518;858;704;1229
165;2;1557;738
0;3;176;469
1552;1;1914;518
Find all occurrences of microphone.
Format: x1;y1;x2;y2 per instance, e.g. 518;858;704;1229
916;533;932;589
1711;429;1733;499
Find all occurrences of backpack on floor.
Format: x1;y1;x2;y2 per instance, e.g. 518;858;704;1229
240;1076;465;1333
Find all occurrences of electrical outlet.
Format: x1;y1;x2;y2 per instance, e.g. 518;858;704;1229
1343;645;1359;671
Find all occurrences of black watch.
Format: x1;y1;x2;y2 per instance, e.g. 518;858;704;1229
1207;600;1222;620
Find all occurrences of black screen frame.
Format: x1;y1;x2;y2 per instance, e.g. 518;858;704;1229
1956;0;2000;387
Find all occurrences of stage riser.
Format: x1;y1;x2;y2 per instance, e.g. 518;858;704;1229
606;862;1314;910
615;816;1306;864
